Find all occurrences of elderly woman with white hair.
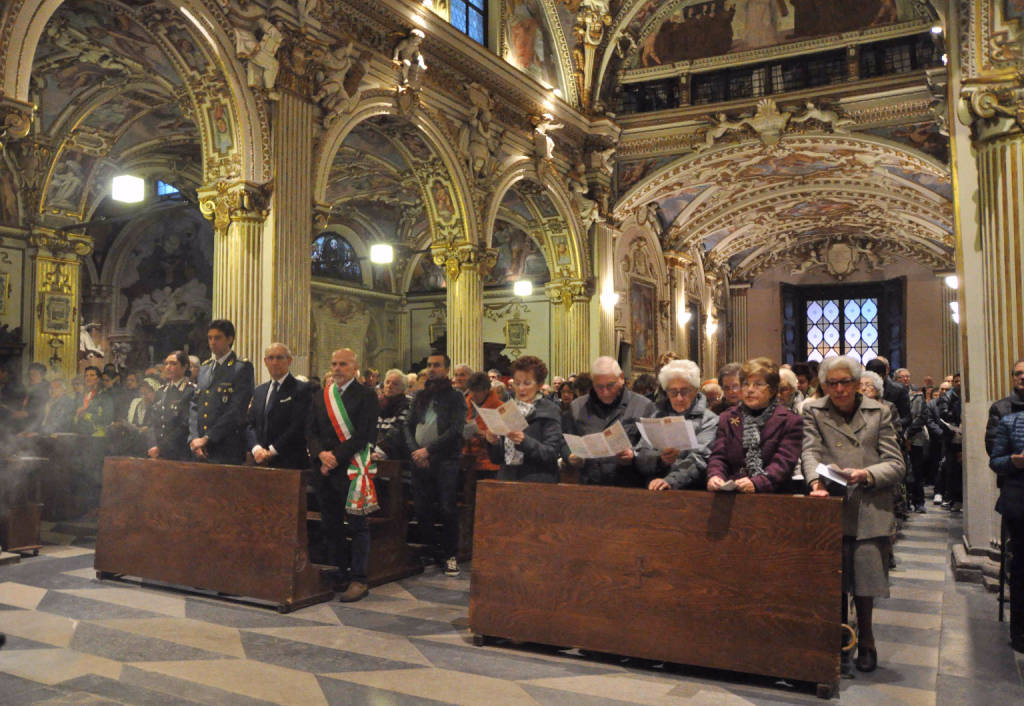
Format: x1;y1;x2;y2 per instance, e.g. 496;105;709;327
637;359;719;491
802;355;905;674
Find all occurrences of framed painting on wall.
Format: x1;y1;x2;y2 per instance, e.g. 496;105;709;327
41;292;74;335
504;318;529;349
630;280;657;370
428;323;446;345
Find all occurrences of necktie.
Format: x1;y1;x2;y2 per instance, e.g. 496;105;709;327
265;381;279;420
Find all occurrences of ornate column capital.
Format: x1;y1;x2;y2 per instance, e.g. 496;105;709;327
198;180;272;235
545;278;593;311
29;227;93;258
0;96;35;152
958;77;1024;143
432;243;496;283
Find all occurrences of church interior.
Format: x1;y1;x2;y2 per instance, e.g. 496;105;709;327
2;0;1024;703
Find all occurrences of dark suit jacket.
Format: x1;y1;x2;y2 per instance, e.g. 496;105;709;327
188;351;255;464
706;404;804;492
245;374;312;469
307;379;380;491
883;379;912;435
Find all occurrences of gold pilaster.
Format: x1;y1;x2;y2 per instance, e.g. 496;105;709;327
727;285;749;364
940;277;961;378
29;228;92;380
268;92;314;375
547;278;591;378
434;243;494;371
198;180;271;368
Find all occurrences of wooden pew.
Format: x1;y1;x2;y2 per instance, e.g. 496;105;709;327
365;460;423;585
95;457;333;612
469;481;843;698
0;455;44;556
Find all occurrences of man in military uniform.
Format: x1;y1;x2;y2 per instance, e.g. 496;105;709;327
188;319;254;465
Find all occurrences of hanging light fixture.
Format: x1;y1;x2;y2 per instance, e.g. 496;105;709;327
513;279;533;297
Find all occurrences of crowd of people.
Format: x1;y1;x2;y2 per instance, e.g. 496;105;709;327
2;320;1022;664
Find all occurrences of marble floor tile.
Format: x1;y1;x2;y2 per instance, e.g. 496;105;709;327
873;608;943;630
325;667;538;706
399;582;471;606
69;621;232;663
876;597;944;615
38;546;95;559
889;585;945;603
57;586;187;618
936;672;1024;706
36;590;164;622
0;608;78;647
119;665;279;706
130;659;329;706
183;597;332;629
410;636;624;681
891;568;948;582
522;672;731;706
316;675;453;706
0;581;49;610
0;671;66;706
246;624;433;666
56;674;204;706
280;603;342;626
331;604;462;636
874;641;940;669
372;582;423;601
238;629;423;673
0;648;122;685
95;617;247;658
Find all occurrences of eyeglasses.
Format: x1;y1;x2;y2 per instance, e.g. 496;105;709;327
1014;370;1024;377
741;381;768;390
722;384;741;392
824;378;858;388
665;388;694;398
593;382;619;392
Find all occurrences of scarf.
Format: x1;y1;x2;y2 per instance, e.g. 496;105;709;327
324;382;379;516
503;397;538;466
740;399;777;480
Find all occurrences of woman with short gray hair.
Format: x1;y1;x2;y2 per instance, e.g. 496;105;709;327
803;354;905;673
639;360;719;491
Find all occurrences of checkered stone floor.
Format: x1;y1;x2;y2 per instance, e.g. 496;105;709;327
1;511;1021;705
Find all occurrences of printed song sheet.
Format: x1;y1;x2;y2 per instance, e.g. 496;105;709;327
474;400;528;435
637;416;698;450
563;421;633;459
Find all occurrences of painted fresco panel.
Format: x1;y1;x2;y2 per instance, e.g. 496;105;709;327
630;279;658;370
504;0;560;88
486;221;550;287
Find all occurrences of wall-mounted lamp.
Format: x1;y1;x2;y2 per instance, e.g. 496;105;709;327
705;314;718;337
678;309;692;326
513;279;533;297
950;300;960;325
370;243;395;264
930;25;943;35
111;175;145;203
600;290;619;311
944;274;959;290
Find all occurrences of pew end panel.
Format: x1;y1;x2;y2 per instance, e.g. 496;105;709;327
469;481;843;692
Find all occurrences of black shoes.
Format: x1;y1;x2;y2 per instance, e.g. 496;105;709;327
855;646;878;672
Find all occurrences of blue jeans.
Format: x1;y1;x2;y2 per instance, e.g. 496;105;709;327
411;458;460;559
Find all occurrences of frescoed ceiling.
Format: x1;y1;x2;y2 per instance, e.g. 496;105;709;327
614;133;954;282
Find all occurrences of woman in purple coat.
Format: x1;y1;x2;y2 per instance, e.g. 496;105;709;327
706;357;803;493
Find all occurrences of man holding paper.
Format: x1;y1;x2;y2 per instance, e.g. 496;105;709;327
483;356;562;483
636;360;719;491
564;356;656;486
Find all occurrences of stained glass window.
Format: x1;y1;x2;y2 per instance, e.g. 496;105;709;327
311;233;362;283
445;0;486;45
805;297;879;364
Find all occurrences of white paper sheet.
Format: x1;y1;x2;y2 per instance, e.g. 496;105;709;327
815;462;849;487
474;400;528;435
563;421;633;459
637;416;698;451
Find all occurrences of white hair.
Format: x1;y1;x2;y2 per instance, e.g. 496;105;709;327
778;367;798;390
453;364;473;375
658;359;701;391
591;356;622;377
861;370;884;395
818;355;863;384
264;342;292;357
384;368;407;391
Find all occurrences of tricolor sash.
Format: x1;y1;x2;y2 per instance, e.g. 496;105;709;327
324;383;379;516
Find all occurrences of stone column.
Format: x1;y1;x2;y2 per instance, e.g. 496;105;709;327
28;230;92;380
198;180;270;368
591;222;618;359
547;278;591;378
267;92;314;375
727;284;749;363
435;243;493;371
939;277;961;379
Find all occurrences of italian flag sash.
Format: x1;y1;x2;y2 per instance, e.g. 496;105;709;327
324;383;379;516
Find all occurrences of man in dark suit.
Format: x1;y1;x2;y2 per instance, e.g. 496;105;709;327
246;343;311;469
307;348;380;602
188;319;255;465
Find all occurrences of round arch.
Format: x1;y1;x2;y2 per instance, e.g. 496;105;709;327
484;156;590;284
2;0;270;185
314;93;478;246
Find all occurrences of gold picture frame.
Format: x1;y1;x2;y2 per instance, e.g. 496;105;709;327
504;319;529;349
41;292;74;335
0;271;8;315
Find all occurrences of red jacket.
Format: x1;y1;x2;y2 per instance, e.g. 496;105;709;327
464;389;502;472
706;404;803;492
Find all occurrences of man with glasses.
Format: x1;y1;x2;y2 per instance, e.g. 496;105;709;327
986;359;1024;455
246;343;312;469
565;356;656;486
711;362;743;414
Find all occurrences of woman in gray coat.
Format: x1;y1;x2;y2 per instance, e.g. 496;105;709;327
637;359;719;490
802;356;905;673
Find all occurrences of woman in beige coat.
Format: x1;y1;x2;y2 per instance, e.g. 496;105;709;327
802;356;905;673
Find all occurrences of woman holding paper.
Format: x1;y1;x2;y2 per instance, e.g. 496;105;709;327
638;359;719;491
802;356;905;673
484;355;562;483
706;358;803;493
